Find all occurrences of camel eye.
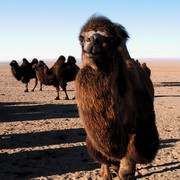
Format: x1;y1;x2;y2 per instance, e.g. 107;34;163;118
79;35;84;43
86;37;91;42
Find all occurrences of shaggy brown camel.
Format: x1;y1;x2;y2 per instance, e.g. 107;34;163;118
75;15;159;180
9;58;42;92
33;55;80;100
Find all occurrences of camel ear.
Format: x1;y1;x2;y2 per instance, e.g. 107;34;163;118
114;36;122;47
114;23;129;47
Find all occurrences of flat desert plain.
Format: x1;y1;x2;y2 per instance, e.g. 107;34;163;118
0;60;180;180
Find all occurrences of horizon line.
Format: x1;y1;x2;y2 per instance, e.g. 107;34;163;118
1;57;180;62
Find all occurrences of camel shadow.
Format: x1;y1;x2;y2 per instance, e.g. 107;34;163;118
0;128;100;179
136;138;180;178
155;95;180;98
0;102;79;122
0;128;86;149
0;142;100;180
0;101;99;179
137;161;180;178
154;81;180;98
154;82;180;87
159;138;180;149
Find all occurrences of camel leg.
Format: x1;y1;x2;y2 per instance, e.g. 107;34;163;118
55;87;60;100
60;81;69;100
100;164;112;180
63;87;69;100
111;162;119;175
86;137;112;179
39;83;42;91
24;83;28;92
31;79;38;92
119;157;136;180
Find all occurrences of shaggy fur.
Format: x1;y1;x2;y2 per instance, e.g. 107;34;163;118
33;56;80;100
9;58;42;92
75;15;159;180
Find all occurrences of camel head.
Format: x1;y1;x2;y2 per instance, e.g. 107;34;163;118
9;60;22;80
79;15;130;70
9;60;19;69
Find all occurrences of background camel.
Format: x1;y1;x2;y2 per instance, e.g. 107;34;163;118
141;62;151;76
75;15;159;180
135;60;151;77
9;58;42;92
33;55;80;100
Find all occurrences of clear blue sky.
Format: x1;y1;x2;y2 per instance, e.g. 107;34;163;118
0;0;180;62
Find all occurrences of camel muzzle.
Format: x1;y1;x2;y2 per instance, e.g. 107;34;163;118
83;33;108;58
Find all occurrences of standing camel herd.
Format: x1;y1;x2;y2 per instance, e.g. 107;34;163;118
9;56;150;101
9;55;79;100
9;15;159;180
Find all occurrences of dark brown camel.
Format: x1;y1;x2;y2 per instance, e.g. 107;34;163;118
75;15;159;180
135;60;151;77
9;58;42;92
141;62;151;77
33;55;80;100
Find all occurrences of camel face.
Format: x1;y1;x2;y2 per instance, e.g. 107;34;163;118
79;30;115;69
79;31;110;56
79;16;129;70
79;32;115;70
9;60;22;80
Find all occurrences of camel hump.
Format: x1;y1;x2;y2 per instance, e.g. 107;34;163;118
21;58;30;66
67;56;76;65
31;58;38;65
57;55;66;62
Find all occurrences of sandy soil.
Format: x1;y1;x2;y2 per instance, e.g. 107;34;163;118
0;60;180;180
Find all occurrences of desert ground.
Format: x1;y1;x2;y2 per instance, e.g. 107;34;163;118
0;60;180;180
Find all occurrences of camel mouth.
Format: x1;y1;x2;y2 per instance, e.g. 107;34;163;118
80;32;109;60
84;51;101;59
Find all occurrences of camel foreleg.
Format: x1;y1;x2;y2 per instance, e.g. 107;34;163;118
39;83;42;91
55;87;60;100
60;81;69;100
24;83;28;92
31;79;38;91
119;157;136;180
63;88;69;100
100;164;112;180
